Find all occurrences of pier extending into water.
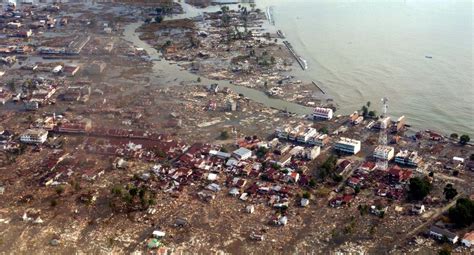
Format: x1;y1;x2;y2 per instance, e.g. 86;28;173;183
283;41;307;71
312;81;325;94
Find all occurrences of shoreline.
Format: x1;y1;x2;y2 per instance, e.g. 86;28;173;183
129;1;471;138
257;1;473;137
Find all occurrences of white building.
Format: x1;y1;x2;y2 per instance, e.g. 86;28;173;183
232;147;252;161
20;129;48;144
334;137;361;154
308;133;329;147
303;146;320;160
297;127;317;143
373;145;395;161
313;107;333;120
395;150;422;167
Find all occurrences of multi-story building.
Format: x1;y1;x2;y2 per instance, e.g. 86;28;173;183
374;116;391;129
288;125;305;141
395;150;422;167
373;145;395;161
334;137;361;154
308;133;329;147
275;125;291;140
20;129;48;144
296;127;317;143
312;107;333;120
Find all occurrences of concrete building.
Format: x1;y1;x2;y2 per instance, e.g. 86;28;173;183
335;137;361;154
308;133;329;147
296;127;317;143
373;145;395;161
20;129;48;144
303;146;320;160
374;116;391;129
395;150;422;167
312;107;333;120
429;226;459;244
232;147;252;161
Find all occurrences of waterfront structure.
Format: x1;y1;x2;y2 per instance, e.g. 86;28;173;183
374;116;391;129
395;150;422;167
312;107;333;120
334;137;361;154
20;129;48;144
373;145;395;161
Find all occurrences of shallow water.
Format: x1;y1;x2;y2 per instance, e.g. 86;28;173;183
259;0;473;135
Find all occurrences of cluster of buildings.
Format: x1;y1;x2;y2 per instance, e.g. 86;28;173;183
275;124;329;147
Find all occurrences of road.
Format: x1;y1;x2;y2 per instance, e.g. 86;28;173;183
327;161;363;201
393;193;462;248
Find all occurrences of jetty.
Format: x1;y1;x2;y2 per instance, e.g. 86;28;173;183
312;81;325;94
283;41;307;70
266;7;275;25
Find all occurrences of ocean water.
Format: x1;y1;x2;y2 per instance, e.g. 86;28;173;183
260;0;473;135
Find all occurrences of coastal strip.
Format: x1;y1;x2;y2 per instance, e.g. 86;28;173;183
266;6;275;25
283;40;308;70
312;81;326;94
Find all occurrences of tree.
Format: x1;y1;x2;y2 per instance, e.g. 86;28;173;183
443;184;458;200
361;105;368;117
460;134;470;145
438;246;451;255
368;110;377;118
155;16;163;23
366;101;371;108
470;154;474;161
408;177;431;201
319;155;337;179
448;198;474;228
219;131;229;140
319;126;329;134
197;77;201;83
302;192;311;199
55;185;65;196
255;147;268;158
450;133;458;139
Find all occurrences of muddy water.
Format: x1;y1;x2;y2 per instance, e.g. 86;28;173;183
122;7;313;116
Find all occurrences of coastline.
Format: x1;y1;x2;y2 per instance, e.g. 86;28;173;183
129;1;471;138
256;1;473;136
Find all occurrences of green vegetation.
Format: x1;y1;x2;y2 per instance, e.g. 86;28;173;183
111;184;156;211
358;204;369;216
443;184;458;200
450;133;458;139
55;185;65;196
319;126;329;134
197;77;201;83
448;198;474;228
460;134;470;145
255;147;268;158
407;177;431;201
368;110;377;118
438;246;451;255
318;155;338;179
155;16;163;23
219;131;230;140
302;192;311;199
